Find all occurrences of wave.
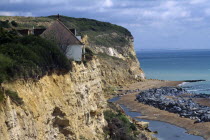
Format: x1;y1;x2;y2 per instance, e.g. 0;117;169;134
178;82;188;86
187;88;210;92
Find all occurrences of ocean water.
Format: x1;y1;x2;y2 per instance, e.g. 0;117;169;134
137;50;210;94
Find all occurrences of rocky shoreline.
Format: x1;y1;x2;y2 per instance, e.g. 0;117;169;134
136;87;210;123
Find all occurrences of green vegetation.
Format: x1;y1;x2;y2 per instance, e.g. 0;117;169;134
0;27;70;104
104;110;138;140
129;53;136;60
0;20;10;28
0;20;18;28
79;136;88;140
0;88;23;105
50;15;131;47
0;15;132;48
0;89;4;102
0;28;71;84
84;47;94;60
11;20;18;27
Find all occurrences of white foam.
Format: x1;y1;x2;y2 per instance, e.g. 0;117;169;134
187;89;198;92
178;82;187;87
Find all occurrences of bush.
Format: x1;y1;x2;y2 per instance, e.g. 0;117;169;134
0;54;14;83
11;20;18;27
0;27;18;44
5;90;23;105
84;47;94;61
0;88;23;105
0;28;71;83
104;110;137;140
0;89;4;102
0;20;10;28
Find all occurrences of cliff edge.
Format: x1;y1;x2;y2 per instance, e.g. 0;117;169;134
0;16;145;139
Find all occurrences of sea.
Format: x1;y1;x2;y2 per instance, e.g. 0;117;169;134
137;49;210;94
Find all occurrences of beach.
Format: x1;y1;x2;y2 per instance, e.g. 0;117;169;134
115;80;210;140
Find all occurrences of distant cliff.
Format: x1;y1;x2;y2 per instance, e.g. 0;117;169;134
0;15;145;139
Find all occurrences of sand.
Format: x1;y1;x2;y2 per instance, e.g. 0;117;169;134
121;79;183;91
116;79;210;140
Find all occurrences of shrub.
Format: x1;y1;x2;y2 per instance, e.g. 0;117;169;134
11;20;18;27
0;54;14;83
0;89;4;102
5;90;23;105
0;20;10;28
104;110;137;140
84;47;94;61
0;27;18;44
0;88;23;105
0;29;71;84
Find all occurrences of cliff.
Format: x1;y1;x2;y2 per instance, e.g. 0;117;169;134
0;15;145;84
0;59;106;140
0;16;145;139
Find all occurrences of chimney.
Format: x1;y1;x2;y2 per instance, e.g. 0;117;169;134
28;26;34;35
74;29;77;36
57;14;60;20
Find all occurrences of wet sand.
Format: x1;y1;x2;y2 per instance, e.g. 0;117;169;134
116;80;210;140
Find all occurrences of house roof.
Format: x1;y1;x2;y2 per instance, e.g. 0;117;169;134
41;19;83;46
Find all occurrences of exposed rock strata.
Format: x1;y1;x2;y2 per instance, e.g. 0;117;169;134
0;16;145;139
93;37;145;85
0;59;106;140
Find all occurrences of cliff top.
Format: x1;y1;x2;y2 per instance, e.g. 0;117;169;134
0;15;132;47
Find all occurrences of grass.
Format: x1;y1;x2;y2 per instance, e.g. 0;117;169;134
49;15;132;48
0;15;132;48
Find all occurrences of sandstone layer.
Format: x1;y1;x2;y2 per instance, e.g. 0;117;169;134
0;59;106;140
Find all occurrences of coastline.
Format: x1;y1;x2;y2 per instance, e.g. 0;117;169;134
120;79;183;91
115;80;210;140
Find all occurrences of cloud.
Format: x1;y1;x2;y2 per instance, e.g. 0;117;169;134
204;8;210;16
0;11;32;16
0;0;210;49
190;0;207;4
0;11;17;16
5;0;69;5
103;0;113;7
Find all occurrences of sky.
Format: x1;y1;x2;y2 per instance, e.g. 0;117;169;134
0;0;210;51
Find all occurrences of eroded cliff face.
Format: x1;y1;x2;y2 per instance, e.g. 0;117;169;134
0;59;106;140
0;16;146;140
85;35;145;91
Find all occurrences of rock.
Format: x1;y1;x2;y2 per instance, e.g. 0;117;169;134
136;121;149;129
136;87;210;123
